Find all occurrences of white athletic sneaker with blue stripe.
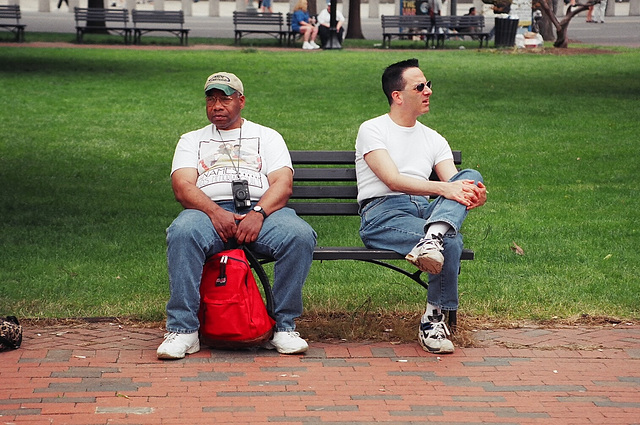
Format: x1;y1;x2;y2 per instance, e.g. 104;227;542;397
405;234;445;275
418;314;454;354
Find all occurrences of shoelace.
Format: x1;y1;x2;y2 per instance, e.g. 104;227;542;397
163;332;179;342
430;321;451;339
422;317;451;340
416;234;444;251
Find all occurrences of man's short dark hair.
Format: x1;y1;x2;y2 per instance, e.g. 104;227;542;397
381;58;419;105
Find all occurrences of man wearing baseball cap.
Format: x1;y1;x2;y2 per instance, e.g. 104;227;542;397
158;72;317;359
317;0;345;48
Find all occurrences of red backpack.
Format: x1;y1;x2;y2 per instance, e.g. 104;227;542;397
198;247;276;349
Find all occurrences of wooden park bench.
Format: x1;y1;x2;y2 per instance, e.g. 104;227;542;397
74;7;131;44
381;14;490;49
285;12;299;46
0;5;26;42
255;150;475;329
233;11;287;45
430;15;491;48
381;14;432;48
132;10;190;45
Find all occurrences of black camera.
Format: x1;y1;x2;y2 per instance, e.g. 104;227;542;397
232;179;251;209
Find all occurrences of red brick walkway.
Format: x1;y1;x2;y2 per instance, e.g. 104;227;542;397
1;321;639;424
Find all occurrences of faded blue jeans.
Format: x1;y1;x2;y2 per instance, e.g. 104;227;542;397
165;202;317;334
359;169;483;311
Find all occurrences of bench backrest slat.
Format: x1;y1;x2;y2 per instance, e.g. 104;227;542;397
132;10;184;25
381;14;485;32
436;15;484;28
233;11;284;26
74;7;129;24
288;150;462;216
0;5;21;21
288;202;360;216
292;185;358;199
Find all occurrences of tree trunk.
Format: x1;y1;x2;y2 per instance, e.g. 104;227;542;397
309;0;317;17
535;0;599;48
346;0;365;39
538;15;555;41
87;0;107;33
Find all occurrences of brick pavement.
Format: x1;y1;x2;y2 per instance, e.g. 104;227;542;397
1;320;639;424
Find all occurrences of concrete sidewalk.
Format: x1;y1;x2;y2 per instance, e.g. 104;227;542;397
1;320;638;424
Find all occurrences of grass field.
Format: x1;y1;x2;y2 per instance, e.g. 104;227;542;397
1;44;638;325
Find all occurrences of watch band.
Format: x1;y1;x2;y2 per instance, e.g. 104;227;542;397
253;206;267;219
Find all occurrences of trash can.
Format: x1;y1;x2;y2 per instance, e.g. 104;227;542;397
494;17;519;47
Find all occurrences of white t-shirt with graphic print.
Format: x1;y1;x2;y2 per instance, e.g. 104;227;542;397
171;119;292;202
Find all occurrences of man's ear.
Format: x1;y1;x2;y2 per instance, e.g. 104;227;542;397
391;90;403;105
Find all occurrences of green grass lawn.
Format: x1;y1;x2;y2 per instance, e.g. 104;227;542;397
1;43;638;323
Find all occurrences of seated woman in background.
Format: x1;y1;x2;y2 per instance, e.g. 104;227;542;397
292;0;320;50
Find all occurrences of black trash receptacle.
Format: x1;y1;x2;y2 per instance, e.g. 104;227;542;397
494;17;519;47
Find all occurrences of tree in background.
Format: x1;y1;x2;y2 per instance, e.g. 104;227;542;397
346;0;364;39
535;0;601;48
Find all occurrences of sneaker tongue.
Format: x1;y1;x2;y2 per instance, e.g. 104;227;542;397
428;314;444;323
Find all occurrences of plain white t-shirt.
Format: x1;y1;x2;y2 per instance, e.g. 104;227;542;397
355;114;453;203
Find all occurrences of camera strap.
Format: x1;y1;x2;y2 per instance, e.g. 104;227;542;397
216;125;243;180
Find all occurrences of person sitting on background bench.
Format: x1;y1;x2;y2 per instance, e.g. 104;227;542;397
291;0;320;50
355;59;487;355
317;0;345;48
157;71;317;359
457;7;479;40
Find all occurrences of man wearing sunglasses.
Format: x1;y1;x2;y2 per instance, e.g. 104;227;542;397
158;72;317;359
355;59;487;354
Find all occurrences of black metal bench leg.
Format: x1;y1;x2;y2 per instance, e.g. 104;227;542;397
444;310;457;334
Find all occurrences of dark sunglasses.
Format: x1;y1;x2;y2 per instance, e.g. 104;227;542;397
413;81;432;92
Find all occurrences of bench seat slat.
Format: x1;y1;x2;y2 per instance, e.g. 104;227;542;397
313;246;475;261
287;202;360;216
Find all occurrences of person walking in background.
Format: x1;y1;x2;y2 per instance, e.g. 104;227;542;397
261;0;273;13
586;4;594;22
593;0;607;23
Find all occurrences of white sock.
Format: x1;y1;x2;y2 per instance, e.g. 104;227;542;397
425;222;451;239
422;303;441;322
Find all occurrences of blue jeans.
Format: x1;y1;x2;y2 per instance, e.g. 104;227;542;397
359;169;483;311
165;202;317;334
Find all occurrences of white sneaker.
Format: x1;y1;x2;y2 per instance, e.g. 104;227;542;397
264;331;308;354
309;41;320;49
157;332;200;359
302;41;313;50
405;234;444;274
418;314;454;354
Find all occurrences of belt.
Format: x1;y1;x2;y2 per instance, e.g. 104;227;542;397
359;197;379;210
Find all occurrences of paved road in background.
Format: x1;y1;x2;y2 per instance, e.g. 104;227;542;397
12;0;640;47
